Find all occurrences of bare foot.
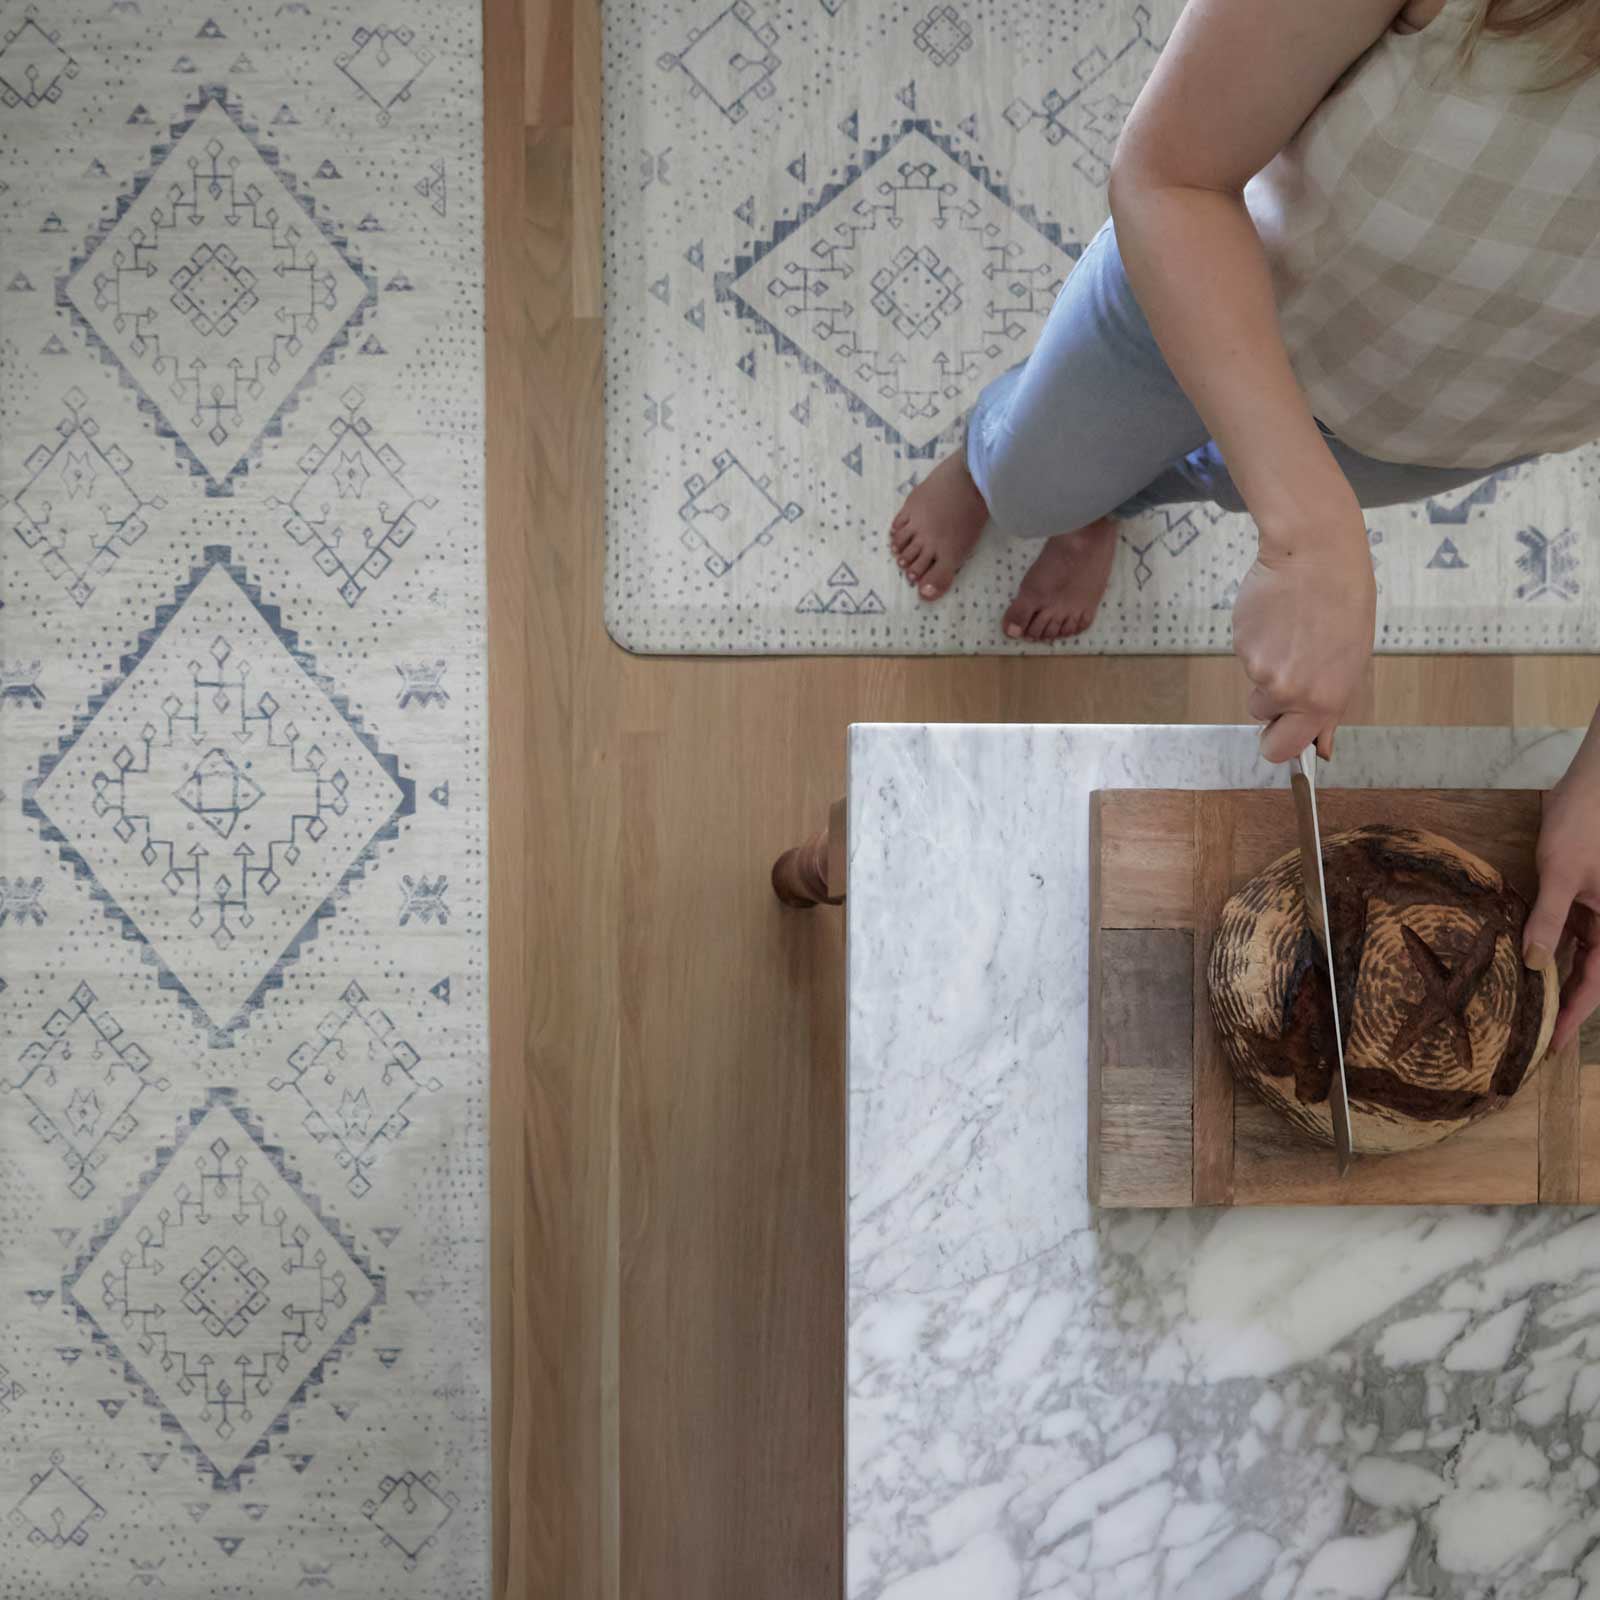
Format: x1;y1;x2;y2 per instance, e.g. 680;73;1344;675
889;446;992;602
1002;518;1119;641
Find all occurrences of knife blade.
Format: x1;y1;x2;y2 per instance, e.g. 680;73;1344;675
1290;744;1355;1176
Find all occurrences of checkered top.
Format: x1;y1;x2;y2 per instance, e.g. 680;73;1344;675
1244;0;1600;469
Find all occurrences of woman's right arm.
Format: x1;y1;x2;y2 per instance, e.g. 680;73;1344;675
1108;0;1406;761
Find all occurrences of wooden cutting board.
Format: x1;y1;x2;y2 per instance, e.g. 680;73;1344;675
1088;787;1596;1208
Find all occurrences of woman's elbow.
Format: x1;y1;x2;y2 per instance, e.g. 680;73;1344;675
1106;139;1155;221
1106;150;1140;226
1108;147;1244;223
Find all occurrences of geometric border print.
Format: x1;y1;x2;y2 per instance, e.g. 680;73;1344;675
0;7;79;110
271;980;442;1198
10;387;167;608
273;386;439;607
57;86;378;498
11;1452;106;1547
676;449;803;579
363;1469;458;1568
655;0;778;125
335;26;434;127
0;981;171;1199
24;546;416;1047
63;1089;385;1492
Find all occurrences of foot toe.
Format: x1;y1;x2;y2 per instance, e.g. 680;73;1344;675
1001;600;1031;639
1024;609;1050;640
884;449;993;604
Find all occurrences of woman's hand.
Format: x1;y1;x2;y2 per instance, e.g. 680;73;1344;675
1525;760;1600;1053
1233;510;1377;764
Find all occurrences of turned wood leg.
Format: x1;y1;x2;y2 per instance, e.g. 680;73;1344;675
772;797;847;908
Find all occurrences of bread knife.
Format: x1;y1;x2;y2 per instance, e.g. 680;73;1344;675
1291;744;1355;1176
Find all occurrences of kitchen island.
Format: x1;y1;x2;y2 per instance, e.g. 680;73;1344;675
845;724;1599;1599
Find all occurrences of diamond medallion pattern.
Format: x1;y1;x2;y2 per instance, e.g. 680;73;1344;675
717;120;1077;457
26;547;415;1047
59;88;376;495
64;1090;384;1490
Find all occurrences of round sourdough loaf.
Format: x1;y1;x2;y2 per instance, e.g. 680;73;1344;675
1208;825;1559;1154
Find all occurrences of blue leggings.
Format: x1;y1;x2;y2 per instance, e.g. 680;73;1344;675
963;219;1530;540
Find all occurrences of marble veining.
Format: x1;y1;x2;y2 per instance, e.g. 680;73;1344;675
847;725;1594;1600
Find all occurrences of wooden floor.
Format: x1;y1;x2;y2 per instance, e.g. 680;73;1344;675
486;0;1600;1592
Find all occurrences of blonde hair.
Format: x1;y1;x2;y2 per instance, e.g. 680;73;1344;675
1461;0;1600;87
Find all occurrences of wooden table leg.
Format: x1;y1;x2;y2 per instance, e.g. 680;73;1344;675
771;797;847;908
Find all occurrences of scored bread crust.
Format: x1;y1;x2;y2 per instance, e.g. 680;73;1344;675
1208;825;1558;1154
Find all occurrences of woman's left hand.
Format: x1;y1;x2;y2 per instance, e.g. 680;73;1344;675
1525;764;1600;1053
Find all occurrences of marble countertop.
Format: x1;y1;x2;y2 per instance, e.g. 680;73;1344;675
846;724;1597;1600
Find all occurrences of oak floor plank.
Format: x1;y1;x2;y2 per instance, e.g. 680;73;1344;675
571;0;603;317
525;0;573;130
486;0;540;1593
1515;658;1600;725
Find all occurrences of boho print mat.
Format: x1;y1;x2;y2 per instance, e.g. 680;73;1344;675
602;0;1599;653
0;3;490;1594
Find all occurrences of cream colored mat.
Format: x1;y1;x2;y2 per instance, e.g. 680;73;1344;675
603;0;1596;653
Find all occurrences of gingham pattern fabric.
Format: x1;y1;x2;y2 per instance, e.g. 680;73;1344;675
1246;0;1600;469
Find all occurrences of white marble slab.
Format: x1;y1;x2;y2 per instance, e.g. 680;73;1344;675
846;725;1595;1600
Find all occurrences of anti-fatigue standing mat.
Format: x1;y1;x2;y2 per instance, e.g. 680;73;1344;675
603;0;1600;653
0;3;489;1594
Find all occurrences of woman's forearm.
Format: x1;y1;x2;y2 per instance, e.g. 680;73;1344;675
1101;0;1404;760
1107;173;1364;558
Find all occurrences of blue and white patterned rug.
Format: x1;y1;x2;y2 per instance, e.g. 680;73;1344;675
603;0;1599;653
0;4;489;1595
